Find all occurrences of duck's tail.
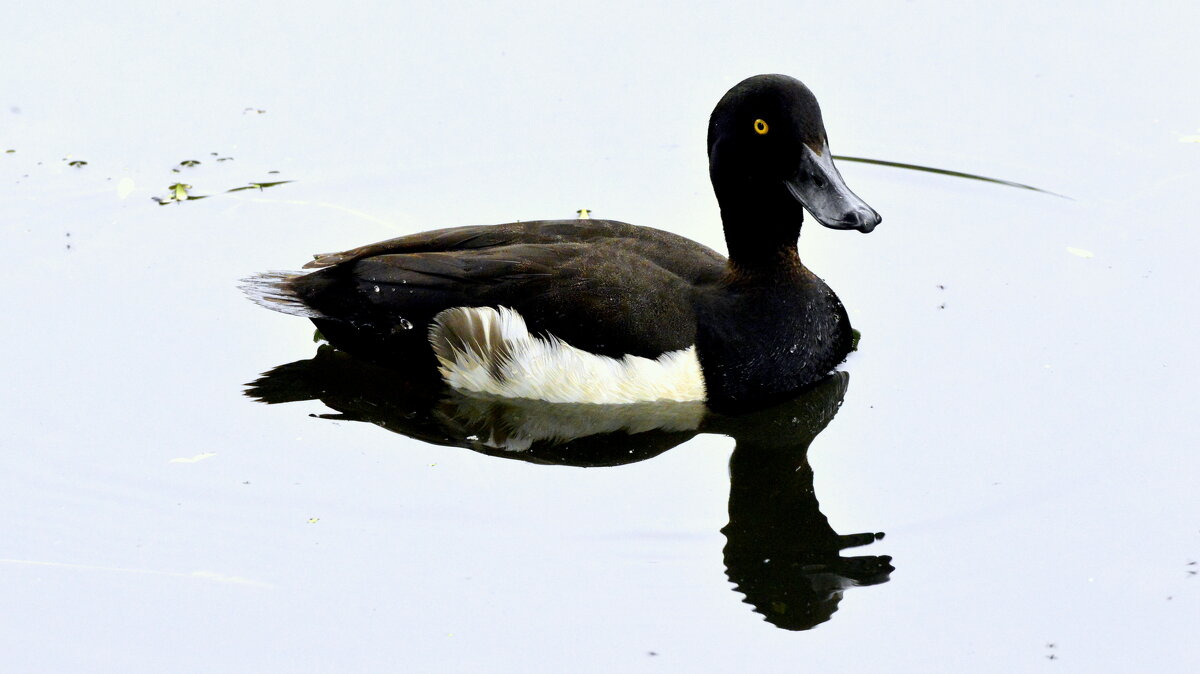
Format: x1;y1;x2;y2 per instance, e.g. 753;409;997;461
239;271;326;319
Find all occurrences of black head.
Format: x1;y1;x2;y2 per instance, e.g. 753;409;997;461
708;74;880;234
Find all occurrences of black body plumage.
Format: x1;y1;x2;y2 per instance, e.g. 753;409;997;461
246;74;880;410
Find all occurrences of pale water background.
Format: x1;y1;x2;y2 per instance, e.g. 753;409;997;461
2;1;1199;671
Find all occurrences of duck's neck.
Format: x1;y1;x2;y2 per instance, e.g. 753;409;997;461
718;181;807;281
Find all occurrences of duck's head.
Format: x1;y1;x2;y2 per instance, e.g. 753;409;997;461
708;74;880;234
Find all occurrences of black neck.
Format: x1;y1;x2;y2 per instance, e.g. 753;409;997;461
716;177;807;279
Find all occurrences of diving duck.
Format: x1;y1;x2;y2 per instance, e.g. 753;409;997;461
246;74;880;411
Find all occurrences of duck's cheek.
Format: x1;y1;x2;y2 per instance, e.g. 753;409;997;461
430;306;706;404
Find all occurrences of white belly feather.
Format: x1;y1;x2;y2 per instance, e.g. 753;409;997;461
429;306;706;404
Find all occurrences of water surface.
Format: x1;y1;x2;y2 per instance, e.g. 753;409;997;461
3;1;1198;671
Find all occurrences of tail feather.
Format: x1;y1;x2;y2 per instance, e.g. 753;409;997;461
240;271;326;319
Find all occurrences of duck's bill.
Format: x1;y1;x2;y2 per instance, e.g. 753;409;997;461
785;144;881;233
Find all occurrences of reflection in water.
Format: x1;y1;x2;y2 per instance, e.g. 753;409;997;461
718;396;892;630
247;346;892;629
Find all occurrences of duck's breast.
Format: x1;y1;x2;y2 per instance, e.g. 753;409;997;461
693;279;852;408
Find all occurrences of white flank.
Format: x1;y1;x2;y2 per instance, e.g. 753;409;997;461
430;306;706;404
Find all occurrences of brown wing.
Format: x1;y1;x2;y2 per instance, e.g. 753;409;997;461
303;219;726;286
270;219;728;362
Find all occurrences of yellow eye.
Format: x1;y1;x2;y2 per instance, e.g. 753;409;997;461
753;119;769;135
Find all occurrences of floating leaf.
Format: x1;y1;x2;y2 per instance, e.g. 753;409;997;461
226;180;294;193
153;182;209;205
179;159;201;167
67;160;88;168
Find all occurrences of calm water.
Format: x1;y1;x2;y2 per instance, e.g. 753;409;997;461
3;2;1198;671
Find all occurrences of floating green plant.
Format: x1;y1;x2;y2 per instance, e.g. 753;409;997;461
226;180;294;193
152;182;205;205
152;178;293;205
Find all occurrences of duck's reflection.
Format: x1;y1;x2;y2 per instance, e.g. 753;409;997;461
717;395;892;630
247;346;892;630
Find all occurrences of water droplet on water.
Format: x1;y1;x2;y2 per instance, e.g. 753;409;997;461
373;285;380;293
399;318;413;330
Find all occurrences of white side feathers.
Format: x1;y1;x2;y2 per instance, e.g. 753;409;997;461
430;306;707;404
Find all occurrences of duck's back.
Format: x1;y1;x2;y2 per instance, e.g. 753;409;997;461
303;219;724;278
254;219;728;364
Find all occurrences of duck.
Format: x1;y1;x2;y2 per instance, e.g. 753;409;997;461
245;74;880;411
